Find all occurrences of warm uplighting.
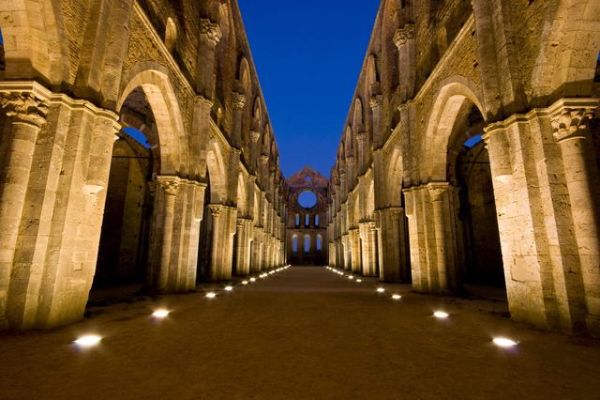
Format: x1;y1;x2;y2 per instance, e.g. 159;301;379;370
434;311;449;319
152;309;170;319
392;294;402;300
348;276;354;280
74;335;102;348
493;337;518;348
356;279;362;283
242;280;249;285
250;278;256;282
224;286;233;292
206;292;217;299
376;287;385;293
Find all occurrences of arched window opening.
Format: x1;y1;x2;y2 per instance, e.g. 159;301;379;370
304;235;311;253
0;28;5;70
165;18;177;53
315;214;320;227
316;235;323;251
305;214;310;226
295;213;300;227
292;235;298;254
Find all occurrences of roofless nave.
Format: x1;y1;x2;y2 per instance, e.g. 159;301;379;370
0;0;599;344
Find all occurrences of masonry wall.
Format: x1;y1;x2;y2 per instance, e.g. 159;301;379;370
329;0;600;337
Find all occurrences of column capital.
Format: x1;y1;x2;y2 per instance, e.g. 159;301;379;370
551;106;597;143
426;182;450;201
250;130;261;143
156;176;180;196
231;92;247;111
0;92;49;128
356;131;367;143
199;18;222;46
393;24;415;48
370;95;382;110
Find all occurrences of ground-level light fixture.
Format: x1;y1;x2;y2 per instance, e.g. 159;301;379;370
376;287;385;293
152;309;170;319
224;286;233;292
74;335;102;348
250;278;256;282
356;279;362;283
392;294;402;300
242;280;249;285
493;337;518;348
433;311;449;319
206;292;217;299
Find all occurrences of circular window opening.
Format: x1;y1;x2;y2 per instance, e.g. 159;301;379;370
298;191;317;208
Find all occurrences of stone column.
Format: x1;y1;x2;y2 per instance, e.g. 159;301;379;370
428;183;450;292
394;24;416;102
359;221;378;276
342;233;351;271
356;132;366;175
349;228;361;274
0;92;48;329
208;203;237;281
231;92;246;149
376;206;408;282
552;104;600;336
155;176;180;293
370;96;384;149
197;19;222;100
235;217;252;276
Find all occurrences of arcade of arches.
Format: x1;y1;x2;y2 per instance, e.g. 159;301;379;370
0;0;598;345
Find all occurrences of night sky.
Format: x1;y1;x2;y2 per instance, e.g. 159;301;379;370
238;0;380;179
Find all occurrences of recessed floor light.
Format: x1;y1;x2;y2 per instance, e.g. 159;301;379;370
224;286;233;292
434;311;449;319
242;280;249;285
206;292;217;299
74;335;102;348
250;278;256;282
493;337;518;348
356;279;362;283
392;294;402;300
152;309;170;319
376;287;385;293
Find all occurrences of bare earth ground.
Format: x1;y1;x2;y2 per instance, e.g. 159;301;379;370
1;266;600;400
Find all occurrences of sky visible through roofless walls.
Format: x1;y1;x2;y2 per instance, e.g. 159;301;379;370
238;0;380;179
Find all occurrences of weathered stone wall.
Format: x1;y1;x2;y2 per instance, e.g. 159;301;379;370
329;0;600;337
0;0;287;331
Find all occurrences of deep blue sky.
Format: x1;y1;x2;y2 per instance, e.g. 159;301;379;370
238;0;380;179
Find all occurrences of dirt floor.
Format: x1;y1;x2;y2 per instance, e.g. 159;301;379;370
1;266;600;400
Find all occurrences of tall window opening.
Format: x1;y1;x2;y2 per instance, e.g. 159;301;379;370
292;235;299;254
304;235;311;253
316;235;323;251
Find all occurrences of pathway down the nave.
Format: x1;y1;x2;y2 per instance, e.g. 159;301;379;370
1;267;599;400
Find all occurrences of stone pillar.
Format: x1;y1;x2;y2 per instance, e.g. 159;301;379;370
231;92;246;149
484;116;559;330
370;96;384;149
0;92;48;329
234;217;252;276
197;19;222;100
155;176;180;293
552;103;600;336
428;183;451;292
394;24;416;102
376;206;408;282
208;204;237;281
356;132;366;175
349;228;361;274
342;233;351;271
359;221;377;276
